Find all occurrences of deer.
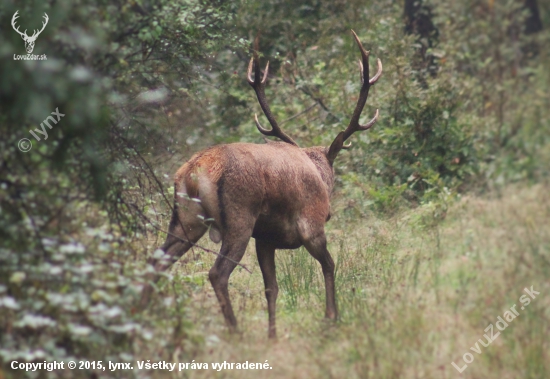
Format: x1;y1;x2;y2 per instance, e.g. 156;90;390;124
143;31;382;339
11;11;49;54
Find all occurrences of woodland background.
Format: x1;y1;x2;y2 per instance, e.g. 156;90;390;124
0;0;549;378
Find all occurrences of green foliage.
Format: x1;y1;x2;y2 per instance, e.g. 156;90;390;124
351;53;479;206
204;0;481;213
207;0;548;214
430;0;550;185
0;0;241;374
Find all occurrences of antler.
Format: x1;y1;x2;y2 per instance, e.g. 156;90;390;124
30;13;49;39
11;11;26;38
247;37;298;146
11;11;48;40
342;30;382;142
327;30;382;163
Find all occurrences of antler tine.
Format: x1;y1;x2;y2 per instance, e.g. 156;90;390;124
11;11;25;37
341;30;382;142
30;13;48;37
370;58;383;84
247;57;255;84
326;30;382;163
247;36;298;146
36;13;49;36
358;108;379;131
253;114;276;135
351;30;370;79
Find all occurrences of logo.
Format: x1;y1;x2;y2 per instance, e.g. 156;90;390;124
17;108;65;152
11;10;48;60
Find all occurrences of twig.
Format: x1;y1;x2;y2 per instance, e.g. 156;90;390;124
147;217;253;274
279;103;318;125
119;195;252;274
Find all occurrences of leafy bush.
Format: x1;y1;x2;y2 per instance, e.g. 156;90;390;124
0;0;241;375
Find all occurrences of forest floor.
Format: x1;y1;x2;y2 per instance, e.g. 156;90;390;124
151;183;550;378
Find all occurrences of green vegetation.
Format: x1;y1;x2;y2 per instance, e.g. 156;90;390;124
0;0;549;378
180;184;550;379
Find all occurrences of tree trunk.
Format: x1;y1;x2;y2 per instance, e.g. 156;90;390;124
404;0;439;78
524;0;543;35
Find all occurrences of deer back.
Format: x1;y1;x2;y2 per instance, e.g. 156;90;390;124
174;142;333;248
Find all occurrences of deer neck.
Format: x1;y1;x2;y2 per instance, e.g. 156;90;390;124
302;146;335;195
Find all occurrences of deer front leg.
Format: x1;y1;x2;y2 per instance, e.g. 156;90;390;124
255;239;278;339
303;232;337;320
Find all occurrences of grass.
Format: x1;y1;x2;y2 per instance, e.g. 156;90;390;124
148;183;550;378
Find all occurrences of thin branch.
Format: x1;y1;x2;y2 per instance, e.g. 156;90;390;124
298;85;341;123
129;201;252;274
279;102;318;126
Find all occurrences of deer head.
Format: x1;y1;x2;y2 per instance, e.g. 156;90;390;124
11;11;49;54
141;31;382;339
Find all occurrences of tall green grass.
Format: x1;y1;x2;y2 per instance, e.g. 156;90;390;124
158;183;549;379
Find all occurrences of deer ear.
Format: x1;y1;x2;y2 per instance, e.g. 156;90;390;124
327;131;344;165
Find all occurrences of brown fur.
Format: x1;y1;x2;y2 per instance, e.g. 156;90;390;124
143;141;338;338
175;147;225;198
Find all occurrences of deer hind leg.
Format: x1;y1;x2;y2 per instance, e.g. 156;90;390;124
255;239;278;339
208;222;254;333
140;201;207;308
302;231;338;320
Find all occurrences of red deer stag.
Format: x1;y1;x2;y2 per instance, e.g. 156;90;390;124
145;31;382;338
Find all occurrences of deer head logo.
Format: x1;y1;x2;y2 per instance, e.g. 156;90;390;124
11;11;49;54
